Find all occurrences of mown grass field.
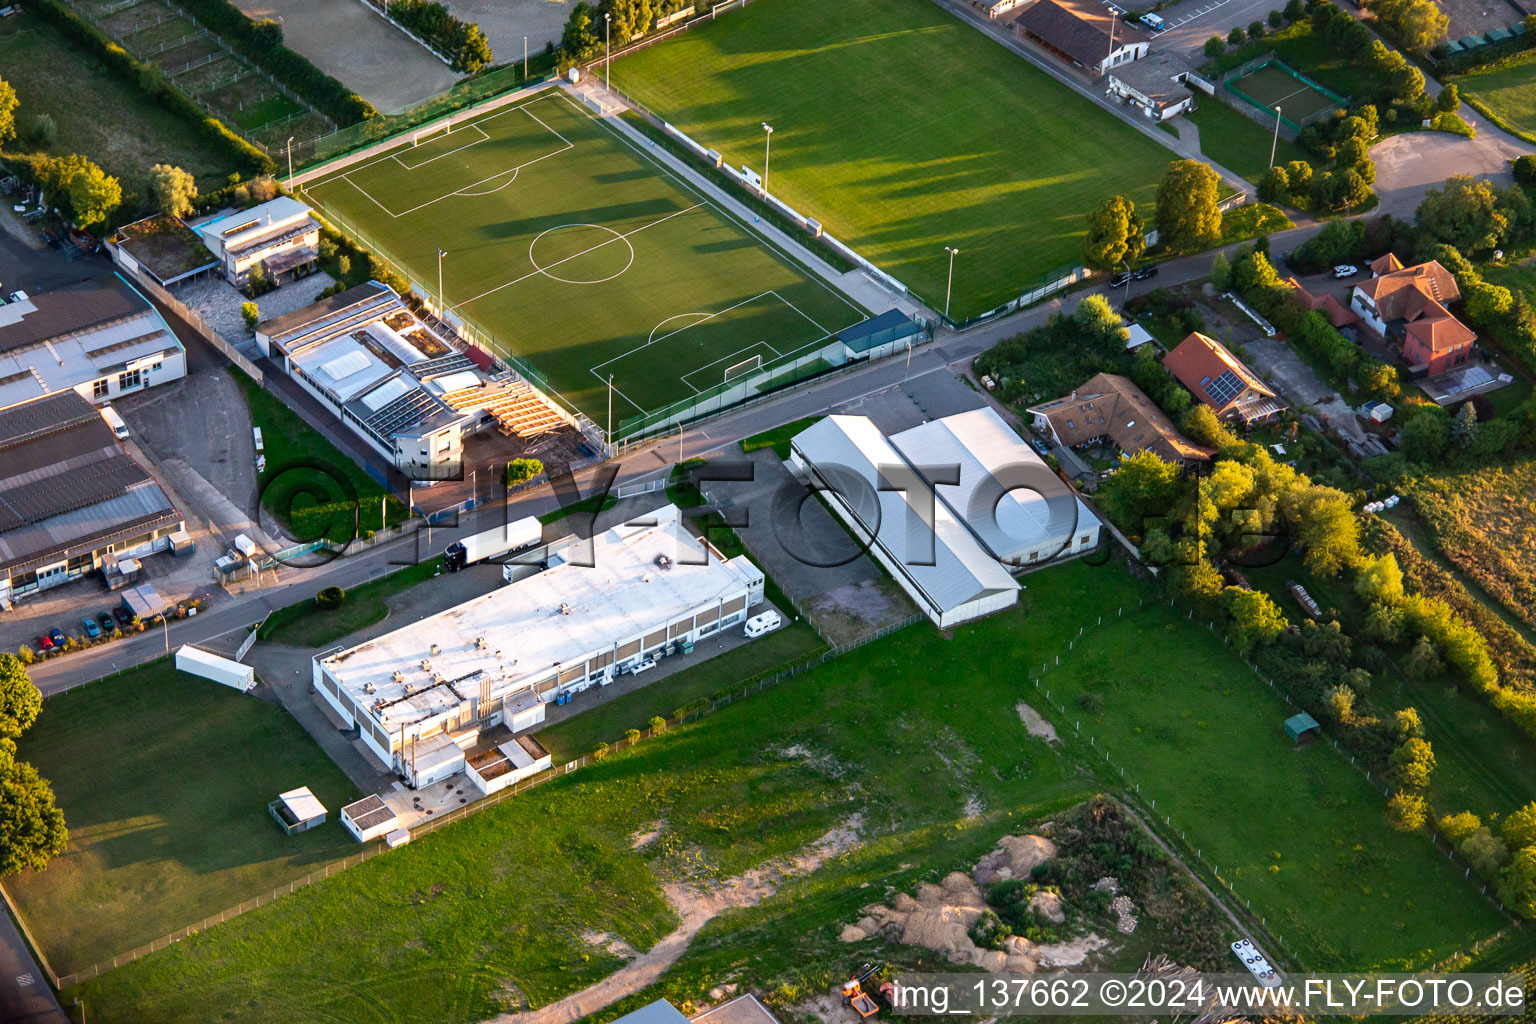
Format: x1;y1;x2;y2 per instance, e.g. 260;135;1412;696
610;0;1177;319
257;559;442;648
302;91;862;428
5;662;361;975
1454;61;1536;141
74;561;1502;1022
0;10;235;189
1185;101;1315;184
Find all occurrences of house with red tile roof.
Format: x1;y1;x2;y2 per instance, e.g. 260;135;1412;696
1162;332;1285;425
1349;257;1476;375
1287;277;1359;330
1026;372;1214;471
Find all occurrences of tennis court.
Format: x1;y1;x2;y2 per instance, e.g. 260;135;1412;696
1227;61;1345;126
299;89;865;430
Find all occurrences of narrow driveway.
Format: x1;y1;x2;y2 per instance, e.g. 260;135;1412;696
0;905;67;1024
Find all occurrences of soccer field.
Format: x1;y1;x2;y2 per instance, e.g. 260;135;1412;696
301;91;865;431
610;0;1179;320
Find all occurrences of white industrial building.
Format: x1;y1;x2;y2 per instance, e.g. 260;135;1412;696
788;408;1100;628
0;277;187;412
195;196;321;288
313;505;765;786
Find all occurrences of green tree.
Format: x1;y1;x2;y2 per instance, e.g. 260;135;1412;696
0;76;16;146
1258;165;1290;205
1466;281;1514;324
505;457;544;485
1499;846;1536;917
1156;160;1223;252
1361;601;1404;644
1451;400;1480;449
450;22;493;72
1228;25;1246;45
1502;801;1536;850
1210;251;1233;292
1462;828;1510;878
0;749;67;876
1436;83;1460;113
336;253;352;280
241;302;260;333
1283;0;1305;20
1073;293;1129;355
1439;810;1483;844
1416;174;1510;255
1268;8;1285;27
1082;194;1146;271
1355;553;1404;605
1285;483;1360;576
1227;588;1287;653
0;656;40;740
148;164;197;219
1399;409;1449;462
1097;450;1182;534
1284;159;1313;197
1515;155;1536;189
1387;792;1428;831
1373;0;1449;52
1389;737;1436;788
65;159;121;228
1248;19;1266;38
561;2;601;60
1405;634;1443;681
1205;34;1227;58
28;113;56;147
1393;706;1423;739
1182;403;1238;448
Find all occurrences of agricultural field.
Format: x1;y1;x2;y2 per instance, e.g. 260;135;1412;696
4;662;362;976
609;0;1178;319
300;91;863;434
0;10;235;188
75;563;1501;1022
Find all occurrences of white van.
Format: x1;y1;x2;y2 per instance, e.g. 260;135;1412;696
744;610;782;638
99;405;130;440
1141;12;1166;30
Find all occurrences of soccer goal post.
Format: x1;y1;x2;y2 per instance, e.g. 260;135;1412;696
723;354;763;383
412;120;452;147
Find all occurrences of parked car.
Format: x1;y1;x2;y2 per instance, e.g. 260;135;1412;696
1030;438;1052;457
1132;265;1159;281
81;616;101;639
113;606;135;627
7;290;27;303
1333;265;1359;279
48;627;66;647
1108;271;1132;287
35;635;52;651
97;611;115;635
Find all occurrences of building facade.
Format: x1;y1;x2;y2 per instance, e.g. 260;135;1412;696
1350;256;1475;376
1163;331;1285;425
194;196;321;288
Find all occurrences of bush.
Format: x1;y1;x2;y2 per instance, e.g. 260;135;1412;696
28;113;56;147
316;585;346;610
1229;25;1246;45
648;715;666;734
1205;34;1226;58
624;728;641;744
592;741;610;760
387;0;493;72
1387;792;1429;831
15;645;35;666
1516;154;1536;189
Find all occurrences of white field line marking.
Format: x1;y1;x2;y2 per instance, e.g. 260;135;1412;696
391;123;491;171
769;288;836;337
455;203;706;309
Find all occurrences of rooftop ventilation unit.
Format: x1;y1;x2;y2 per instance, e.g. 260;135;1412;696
475;637;488;650
430;643;442;656
392;670;405;684
560;603;572;616
420;659;433;673
654;554;672;571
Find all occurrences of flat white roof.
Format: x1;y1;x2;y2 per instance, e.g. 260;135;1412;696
792;416;1018;613
320;506;760;733
890;407;1100;563
278;786;326;821
292;335;392;403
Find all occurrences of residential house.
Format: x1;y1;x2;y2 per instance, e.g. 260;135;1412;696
0;277;187;413
1287;277;1359;331
1027;372;1214;470
1011;0;1149;73
1349;257;1475;375
1107;50;1196;120
194;196;321;288
976;0;1026;15
1163;331;1285;425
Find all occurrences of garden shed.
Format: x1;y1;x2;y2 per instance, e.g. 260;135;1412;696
269;786;327;835
1284;712;1321;745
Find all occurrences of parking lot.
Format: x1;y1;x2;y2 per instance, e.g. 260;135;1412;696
1150;0;1284;59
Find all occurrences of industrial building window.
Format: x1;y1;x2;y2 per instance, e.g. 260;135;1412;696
92;379;109;399
722;595;746;615
696;605;720;624
592;650;614;668
669;617;693;639
118;369;142;391
558;666;584;685
618;639;641;660
644;628;666;649
534;678;557;694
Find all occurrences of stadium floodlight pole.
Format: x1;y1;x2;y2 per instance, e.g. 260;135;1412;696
761;122;773;196
286;136;294;190
605;13;612;93
437;248;447;315
944;246;960;319
607;373;614;447
524;36;529;79
1270;105;1283;169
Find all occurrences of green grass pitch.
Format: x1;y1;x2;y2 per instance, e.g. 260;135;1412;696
610;0;1180;320
300;91;865;429
1228;63;1341;124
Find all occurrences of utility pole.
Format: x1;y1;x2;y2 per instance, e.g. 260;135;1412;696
1270;105;1283;168
286;136;294;190
761;122;773;196
607;373;614;447
605;13;611;93
524;35;529;79
944;246;960;320
437;247;447;315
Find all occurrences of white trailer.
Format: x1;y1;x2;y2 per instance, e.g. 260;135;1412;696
444;515;542;571
176;644;256;692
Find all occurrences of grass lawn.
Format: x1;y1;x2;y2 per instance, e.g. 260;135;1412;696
610;0;1178;320
0;10;238;189
236;376;408;542
739;416;819;459
1454;60;1536;143
1204;21;1373;104
1185;101;1315;184
1218;202;1296;244
5;662;362;976
76;563;1502;1022
256;559;442;648
301;91;863;431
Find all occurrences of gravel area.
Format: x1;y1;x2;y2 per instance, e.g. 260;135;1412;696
176;270;336;353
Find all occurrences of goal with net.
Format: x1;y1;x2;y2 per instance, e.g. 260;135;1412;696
723;354;763;384
412;121;452;147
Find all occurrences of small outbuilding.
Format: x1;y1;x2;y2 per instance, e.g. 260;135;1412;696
340;793;399;843
121;582;168;622
1284;712;1321;745
269;786;327;835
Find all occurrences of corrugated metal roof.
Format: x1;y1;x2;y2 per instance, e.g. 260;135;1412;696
791;416;1018;614
614;1002;691;1024
890;407;1100;564
0;279;145;355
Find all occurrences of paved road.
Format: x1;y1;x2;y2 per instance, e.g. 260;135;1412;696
0;904;67;1024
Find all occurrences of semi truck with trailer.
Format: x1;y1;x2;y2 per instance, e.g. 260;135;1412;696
444;516;542;572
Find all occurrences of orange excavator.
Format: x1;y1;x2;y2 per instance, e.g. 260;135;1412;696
841;963;888;1019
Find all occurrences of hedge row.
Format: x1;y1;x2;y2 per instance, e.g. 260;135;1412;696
169;0;377;127
29;0;275;176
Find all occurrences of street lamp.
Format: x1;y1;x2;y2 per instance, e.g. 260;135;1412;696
607;372;614;447
944;246;960;320
605;12;612;93
286;136;294;190
761;122;773;196
524;35;529;79
1270;105;1283;169
437;248;447;316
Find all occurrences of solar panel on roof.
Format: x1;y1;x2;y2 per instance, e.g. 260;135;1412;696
1204;370;1245;406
